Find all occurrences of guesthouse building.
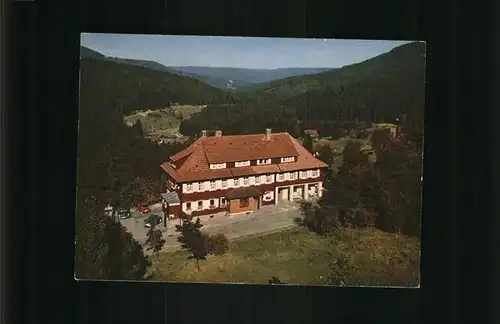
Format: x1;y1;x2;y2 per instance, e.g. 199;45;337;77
159;129;329;218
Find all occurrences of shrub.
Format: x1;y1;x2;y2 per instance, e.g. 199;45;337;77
299;201;340;235
354;208;377;228
206;233;229;256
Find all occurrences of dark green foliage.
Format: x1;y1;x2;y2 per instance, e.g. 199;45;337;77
301;117;423;238
175;216;208;269
317;144;334;165
268;276;285;284
145;226;166;260
302;134;314;153
205;233;229;256
77;80;189;206
179;42;425;136
74;191;151;280
79;58;235;117
297;200;340;235
80;46;105;59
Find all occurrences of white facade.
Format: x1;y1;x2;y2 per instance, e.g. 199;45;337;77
182;197;227;213
181;169;321;194
180;180;323;213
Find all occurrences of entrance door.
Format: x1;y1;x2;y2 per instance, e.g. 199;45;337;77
295;187;302;199
281;188;289;201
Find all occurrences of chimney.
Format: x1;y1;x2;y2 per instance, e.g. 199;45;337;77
265;128;272;141
215;130;223;137
200;130;207;137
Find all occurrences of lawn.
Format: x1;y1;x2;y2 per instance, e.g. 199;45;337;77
147;227;420;287
171;104;207;119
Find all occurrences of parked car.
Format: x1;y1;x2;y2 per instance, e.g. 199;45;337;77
116;207;131;219
136;203;151;214
144;214;162;228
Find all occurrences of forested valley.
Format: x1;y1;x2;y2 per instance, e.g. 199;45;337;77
75;41;425;281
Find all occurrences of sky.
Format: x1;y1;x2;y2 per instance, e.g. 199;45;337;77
81;34;412;69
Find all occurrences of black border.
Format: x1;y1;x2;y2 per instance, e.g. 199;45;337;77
7;0;494;322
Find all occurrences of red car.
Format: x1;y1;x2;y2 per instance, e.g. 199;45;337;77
136;203;151;214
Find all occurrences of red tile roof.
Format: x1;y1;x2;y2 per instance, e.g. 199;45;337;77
160;132;328;182
202;132;298;163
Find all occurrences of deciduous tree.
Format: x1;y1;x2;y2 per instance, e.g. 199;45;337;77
74;191;151;280
175;215;208;270
145;226;166;260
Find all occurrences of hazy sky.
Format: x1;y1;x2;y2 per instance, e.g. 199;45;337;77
81;34;411;69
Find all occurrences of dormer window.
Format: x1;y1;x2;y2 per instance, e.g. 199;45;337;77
281;156;295;163
256;159;271;165
210;163;226;170
235;161;250;167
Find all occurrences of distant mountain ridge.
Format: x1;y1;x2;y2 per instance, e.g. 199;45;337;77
246;41;426;100
179;41;426;136
79;46;333;90
168;66;333;87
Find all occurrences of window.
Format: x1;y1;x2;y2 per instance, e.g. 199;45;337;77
210;181;216;189
209;199;215;208
263;191;274;201
186;183;193;192
186;202;191;211
239;197;249;207
220;198;226;206
197;201;203;210
281;156;295;163
210;163;226;169
299;171;306;179
234;179;239;186
279;173;284;181
194;183;199;191
312;170;318;177
199;182;205;190
266;175;272;183
243;177;249;185
257;159;271;165
235;161;250;167
255;176;260;184
222;180;228;188
290;172;296;180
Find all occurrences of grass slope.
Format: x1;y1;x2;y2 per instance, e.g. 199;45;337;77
148;227;420;287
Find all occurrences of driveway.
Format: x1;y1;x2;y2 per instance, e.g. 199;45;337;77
120;201;302;253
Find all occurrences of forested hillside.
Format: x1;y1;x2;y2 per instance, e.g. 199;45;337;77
80;46;105;59
79;58;235;116
179;42;426;138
